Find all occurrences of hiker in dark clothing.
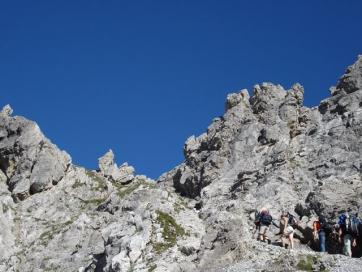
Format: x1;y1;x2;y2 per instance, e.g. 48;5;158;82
338;210;359;257
253;210;261;239
257;207;273;243
327;224;341;254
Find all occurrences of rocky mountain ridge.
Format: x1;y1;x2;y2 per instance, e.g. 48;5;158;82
0;56;362;271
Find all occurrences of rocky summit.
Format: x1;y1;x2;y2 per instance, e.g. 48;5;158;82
0;56;362;272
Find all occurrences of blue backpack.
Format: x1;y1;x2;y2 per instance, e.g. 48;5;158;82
339;213;360;235
338;213;347;226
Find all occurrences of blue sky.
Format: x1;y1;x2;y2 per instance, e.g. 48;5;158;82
1;1;361;179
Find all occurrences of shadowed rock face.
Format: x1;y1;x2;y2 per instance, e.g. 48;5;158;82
0;56;362;272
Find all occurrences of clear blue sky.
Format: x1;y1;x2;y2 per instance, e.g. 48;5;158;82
1;1;361;179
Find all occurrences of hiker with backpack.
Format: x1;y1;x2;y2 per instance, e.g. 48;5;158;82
313;214;331;252
253;210;261;239
257;207;274;244
279;210;298;249
338;209;359;257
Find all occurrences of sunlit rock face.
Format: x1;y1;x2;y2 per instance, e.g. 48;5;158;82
0;56;362;272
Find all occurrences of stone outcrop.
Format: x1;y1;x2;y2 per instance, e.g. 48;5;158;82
161;55;362;270
0;105;71;201
0;55;362;272
98;150;135;184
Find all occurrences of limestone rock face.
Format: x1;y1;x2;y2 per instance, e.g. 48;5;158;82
0;107;71;201
160;56;362;270
335;55;362;95
1;56;362;272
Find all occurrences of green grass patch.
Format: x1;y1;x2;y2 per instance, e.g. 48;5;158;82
153;242;171;254
86;170;108;191
143;182;156;189
148;264;157;272
296;255;320;272
113;178;155;198
39;220;73;246
80;196;107;206
173;202;185;213
71;179;84;189
173;198;188;213
153;210;185;253
114;182;142;198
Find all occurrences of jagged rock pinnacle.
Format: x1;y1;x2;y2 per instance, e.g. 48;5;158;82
1;104;13;116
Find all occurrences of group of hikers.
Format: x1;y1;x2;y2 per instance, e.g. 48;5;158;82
254;207;361;257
